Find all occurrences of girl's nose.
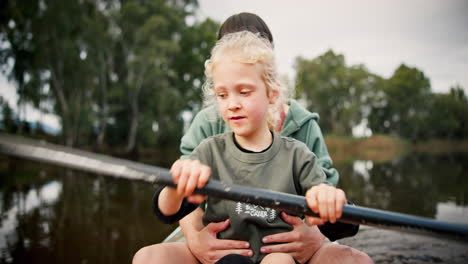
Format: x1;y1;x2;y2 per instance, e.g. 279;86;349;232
227;96;241;110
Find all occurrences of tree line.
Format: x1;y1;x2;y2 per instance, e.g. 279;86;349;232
1;1;467;156
295;50;467;141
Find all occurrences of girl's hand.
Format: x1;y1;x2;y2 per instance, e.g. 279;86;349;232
170;159;211;203
305;184;346;226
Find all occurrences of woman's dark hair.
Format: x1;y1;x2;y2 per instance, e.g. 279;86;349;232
217;12;274;45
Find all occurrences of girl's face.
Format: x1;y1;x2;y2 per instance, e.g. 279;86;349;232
212;55;277;142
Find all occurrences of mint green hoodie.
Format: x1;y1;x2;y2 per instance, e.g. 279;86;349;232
180;99;339;186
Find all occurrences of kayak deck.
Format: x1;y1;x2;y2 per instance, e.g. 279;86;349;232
163;226;185;243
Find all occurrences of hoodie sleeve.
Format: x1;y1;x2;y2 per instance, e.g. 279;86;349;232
317;201;360;241
308;121;340;186
297;118;339;186
283;100;339;186
180;106;227;159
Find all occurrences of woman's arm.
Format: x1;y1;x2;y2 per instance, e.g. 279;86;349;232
284;100;339;186
308;123;339;186
180;106;227;158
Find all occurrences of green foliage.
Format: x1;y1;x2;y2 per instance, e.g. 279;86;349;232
0;97;15;132
2;1;465;154
424;86;468;139
295;50;382;135
172;18;219;111
1;0;218;153
369;64;432;141
104;1;216;150
296;51;466;141
1;0;105;145
367;66;467;141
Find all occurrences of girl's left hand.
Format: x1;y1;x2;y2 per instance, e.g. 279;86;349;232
305;184;346;225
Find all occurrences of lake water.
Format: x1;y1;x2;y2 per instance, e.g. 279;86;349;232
0;152;467;263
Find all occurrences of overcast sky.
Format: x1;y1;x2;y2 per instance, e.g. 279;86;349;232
1;0;467;129
196;0;468;93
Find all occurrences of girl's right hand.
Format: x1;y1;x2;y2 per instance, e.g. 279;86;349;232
305;183;346;225
170;159;211;204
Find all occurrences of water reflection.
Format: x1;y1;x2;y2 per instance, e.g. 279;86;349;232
0;152;467;263
436;202;468;224
338;153;468;224
0;180;61;253
352;160;373;182
0;159;177;263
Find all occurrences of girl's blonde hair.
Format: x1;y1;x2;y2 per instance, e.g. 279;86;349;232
202;31;287;130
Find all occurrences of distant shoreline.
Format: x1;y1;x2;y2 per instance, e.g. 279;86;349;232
1;132;466;165
325;134;468;163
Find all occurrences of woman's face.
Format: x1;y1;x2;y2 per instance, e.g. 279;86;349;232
212;55;277;141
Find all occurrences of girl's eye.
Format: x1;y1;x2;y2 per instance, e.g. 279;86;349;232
217;93;227;99
240;90;251;96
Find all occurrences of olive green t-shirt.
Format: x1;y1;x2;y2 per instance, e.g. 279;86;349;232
180;100;339;186
190;132;326;263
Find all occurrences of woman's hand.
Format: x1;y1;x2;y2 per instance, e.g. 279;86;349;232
260;212;324;264
181;210;252;264
170;159;211;203
305;183;346;225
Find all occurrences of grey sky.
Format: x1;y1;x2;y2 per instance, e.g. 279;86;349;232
196;0;468;93
1;0;467;130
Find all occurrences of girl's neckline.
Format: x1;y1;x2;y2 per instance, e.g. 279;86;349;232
232;131;274;153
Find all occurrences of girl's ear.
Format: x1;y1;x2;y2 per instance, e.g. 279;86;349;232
268;87;280;104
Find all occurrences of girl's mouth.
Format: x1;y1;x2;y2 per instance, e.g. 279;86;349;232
230;116;245;121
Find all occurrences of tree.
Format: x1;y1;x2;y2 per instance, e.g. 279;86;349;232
1;0;105;146
107;0;204;152
150;18;218;148
369;64;431;141
424;85;468;140
295;50;379;135
172;18;219;112
0;96;15;132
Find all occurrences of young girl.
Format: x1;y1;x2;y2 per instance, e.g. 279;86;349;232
174;13;370;264
150;31;347;264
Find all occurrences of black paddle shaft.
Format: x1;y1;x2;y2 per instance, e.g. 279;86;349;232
1;133;467;242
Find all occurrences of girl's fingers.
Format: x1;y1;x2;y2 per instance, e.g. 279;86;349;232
318;187;328;221
186;161;211;196
306;184;348;223
177;161;192;195
170;159;212;198
198;165;211;189
170;159;182;184
305;188;318;214
185;167;200;197
187;194;207;204
335;189;346;219
327;190;336;223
